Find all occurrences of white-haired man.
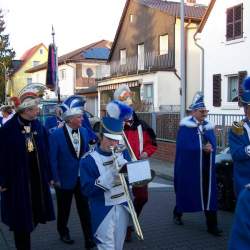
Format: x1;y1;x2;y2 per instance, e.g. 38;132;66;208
49;95;95;249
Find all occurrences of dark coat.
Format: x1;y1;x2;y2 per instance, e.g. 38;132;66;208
0;114;55;232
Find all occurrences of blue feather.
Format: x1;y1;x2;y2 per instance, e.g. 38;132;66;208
243;77;250;91
107;100;133;121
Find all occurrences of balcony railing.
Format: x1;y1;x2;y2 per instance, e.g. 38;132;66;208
96;50;174;79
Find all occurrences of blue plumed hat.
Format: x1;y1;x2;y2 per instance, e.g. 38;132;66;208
101;116;123;141
106;100;133;121
240;77;250;105
190;91;206;110
60;95;85;120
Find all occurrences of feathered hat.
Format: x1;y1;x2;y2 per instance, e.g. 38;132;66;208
11;83;46;111
60;95;85;120
106;100;133;121
100;100;133;140
113;84;133;106
189;91;206;110
240;76;250;105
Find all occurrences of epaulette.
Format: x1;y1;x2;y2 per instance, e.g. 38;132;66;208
231;121;244;135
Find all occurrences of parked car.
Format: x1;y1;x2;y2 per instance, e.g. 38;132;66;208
38;100;100;132
215;147;236;211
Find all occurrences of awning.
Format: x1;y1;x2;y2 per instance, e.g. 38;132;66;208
98;80;140;91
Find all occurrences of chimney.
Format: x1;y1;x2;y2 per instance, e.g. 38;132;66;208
186;0;196;5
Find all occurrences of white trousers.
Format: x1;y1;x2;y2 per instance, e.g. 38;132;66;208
96;205;129;250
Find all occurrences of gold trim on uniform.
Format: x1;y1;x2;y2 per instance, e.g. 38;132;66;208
232;121;244;136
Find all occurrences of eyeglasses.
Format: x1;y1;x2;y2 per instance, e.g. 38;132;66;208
198;109;209;114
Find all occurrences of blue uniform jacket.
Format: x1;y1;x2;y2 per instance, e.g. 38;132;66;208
80;147;129;235
174;116;217;212
229;186;250;250
49;125;90;189
229;119;250;196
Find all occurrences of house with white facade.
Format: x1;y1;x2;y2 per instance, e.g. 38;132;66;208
26;40;111;115
96;0;207;115
197;0;249;115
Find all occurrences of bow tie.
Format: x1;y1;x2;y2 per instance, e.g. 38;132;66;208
71;129;78;134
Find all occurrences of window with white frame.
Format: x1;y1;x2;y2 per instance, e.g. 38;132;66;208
159;34;168;55
227;75;238;102
27;78;32;85
33;61;40;67
144;84;153;101
59;69;66;80
120;49;126;65
137;43;144;70
39;48;43;55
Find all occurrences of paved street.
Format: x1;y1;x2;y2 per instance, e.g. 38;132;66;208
0;177;233;250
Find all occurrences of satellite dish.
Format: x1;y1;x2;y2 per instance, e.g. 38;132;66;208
86;68;94;78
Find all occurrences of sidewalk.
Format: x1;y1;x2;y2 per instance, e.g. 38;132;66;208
150;158;174;181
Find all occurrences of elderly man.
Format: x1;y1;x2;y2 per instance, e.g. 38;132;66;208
173;92;222;236
49;95;95;249
0;88;55;250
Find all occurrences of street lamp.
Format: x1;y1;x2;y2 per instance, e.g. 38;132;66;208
0;61;8;104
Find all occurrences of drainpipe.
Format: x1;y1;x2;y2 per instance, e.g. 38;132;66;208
193;30;204;92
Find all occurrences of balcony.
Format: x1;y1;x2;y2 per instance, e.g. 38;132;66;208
96;50;174;80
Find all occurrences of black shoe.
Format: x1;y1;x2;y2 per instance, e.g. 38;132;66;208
85;239;96;249
207;227;223;237
60;233;74;244
173;216;184;225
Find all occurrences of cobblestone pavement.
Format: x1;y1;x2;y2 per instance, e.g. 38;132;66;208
0;178;233;250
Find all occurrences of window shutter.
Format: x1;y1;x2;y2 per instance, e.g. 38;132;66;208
226;8;234;40
238;70;247;107
234;4;243;38
213;74;221;107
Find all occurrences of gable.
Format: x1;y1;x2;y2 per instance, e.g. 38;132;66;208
110;0;176;62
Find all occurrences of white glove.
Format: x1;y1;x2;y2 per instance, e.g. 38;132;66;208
96;167;118;190
245;145;250;156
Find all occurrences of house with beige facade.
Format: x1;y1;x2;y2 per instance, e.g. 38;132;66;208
96;0;207;116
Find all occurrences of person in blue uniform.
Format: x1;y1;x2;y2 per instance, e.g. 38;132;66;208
229;76;250;197
80;115;131;250
0;88;55;250
49;95;95;249
173;92;222;236
45;97;97;143
44;105;64;134
228;184;250;250
0;105;14;127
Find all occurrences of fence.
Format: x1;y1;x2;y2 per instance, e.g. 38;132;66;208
136;112;244;151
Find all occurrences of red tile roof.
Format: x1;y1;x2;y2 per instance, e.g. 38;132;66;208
20;43;45;62
138;0;207;19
